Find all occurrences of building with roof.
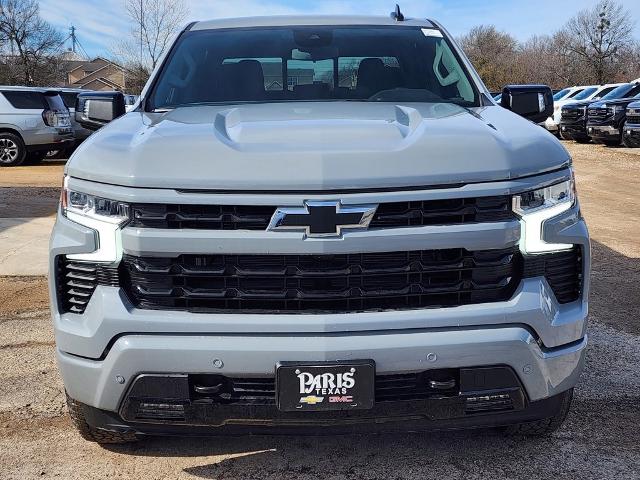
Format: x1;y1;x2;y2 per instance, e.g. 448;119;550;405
66;57;126;91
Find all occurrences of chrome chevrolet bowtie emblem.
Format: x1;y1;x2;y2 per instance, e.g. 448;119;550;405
267;201;377;238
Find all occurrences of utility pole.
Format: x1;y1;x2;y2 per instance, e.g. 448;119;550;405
70;25;77;53
139;0;143;66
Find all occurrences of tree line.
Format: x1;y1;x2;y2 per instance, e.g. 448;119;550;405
0;0;637;93
459;0;640;91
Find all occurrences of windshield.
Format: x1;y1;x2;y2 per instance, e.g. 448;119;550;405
149;26;479;109
601;84;634;100
572;87;597;100
553;88;570;101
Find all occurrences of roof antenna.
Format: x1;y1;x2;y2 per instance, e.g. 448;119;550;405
390;4;405;21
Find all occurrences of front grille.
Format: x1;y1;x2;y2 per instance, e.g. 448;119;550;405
128;196;514;231
523;247;582;303
626;114;640;124
369;196;513;228
129;204;276;230
56;258;119;313
561;107;585;121
121;247;522;313
57;248;582;315
588;107;611;121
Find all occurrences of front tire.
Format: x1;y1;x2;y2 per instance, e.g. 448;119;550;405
66;393;139;444
504;388;573;436
0;132;26;166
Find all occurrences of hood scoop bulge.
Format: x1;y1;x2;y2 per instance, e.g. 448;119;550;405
213;104;425;151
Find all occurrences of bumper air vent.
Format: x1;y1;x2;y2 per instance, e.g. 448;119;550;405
522;247;582;304
56;257;119;314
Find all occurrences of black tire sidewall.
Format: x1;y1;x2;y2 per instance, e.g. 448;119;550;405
0;132;26;166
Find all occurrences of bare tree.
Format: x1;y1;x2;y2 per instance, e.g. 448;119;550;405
0;0;64;85
561;0;634;84
459;25;520;91
112;0;187;93
124;0;187;70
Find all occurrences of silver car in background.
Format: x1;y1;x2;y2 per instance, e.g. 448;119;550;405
0;86;74;166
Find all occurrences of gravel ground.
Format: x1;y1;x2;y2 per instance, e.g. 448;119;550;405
0;142;639;479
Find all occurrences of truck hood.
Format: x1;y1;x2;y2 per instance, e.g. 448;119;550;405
67;102;570;190
590;98;639;108
561;99;596;109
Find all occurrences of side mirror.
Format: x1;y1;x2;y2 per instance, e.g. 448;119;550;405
500;85;553;123
75;91;126;131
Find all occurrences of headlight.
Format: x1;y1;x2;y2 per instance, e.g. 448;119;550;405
513;175;576;254
613;105;625;114
61;176;130;262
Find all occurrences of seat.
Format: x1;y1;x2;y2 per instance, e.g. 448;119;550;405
355;58;389;98
219;60;266;101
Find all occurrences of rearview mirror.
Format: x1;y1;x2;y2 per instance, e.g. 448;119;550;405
500;85;553;123
75;91;126;131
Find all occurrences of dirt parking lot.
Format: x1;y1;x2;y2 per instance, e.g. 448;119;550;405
0;142;639;479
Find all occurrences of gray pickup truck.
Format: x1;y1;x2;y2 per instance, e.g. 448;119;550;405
50;13;589;443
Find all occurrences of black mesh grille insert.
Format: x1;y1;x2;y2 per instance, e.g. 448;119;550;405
120;247;522;313
128;196;514;230
626;115;640;124
56;257;119;314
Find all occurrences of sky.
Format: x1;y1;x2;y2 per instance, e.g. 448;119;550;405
40;0;640;59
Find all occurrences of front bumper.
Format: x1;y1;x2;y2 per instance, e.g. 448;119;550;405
587;124;621;143
559;122;589;140
73;371;573;435
544;116;559;133
623;124;640;147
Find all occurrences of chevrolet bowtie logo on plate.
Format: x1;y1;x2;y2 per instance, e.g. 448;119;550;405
299;395;324;405
267;201;377;238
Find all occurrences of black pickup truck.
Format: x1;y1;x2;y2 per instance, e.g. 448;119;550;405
560;82;640;143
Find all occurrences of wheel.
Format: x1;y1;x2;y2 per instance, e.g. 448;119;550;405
504;388;573;436
604;139;621;147
0;132;26;166
25;150;46;165
66;393;139;444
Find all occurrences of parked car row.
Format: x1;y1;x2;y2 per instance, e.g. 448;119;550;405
553;81;640;147
0;86;138;166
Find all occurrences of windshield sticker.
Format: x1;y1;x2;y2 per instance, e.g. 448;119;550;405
422;28;443;38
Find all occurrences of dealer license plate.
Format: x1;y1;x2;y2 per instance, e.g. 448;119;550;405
276;361;375;412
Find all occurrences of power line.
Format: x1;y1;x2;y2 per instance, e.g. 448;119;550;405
74;37;91;60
